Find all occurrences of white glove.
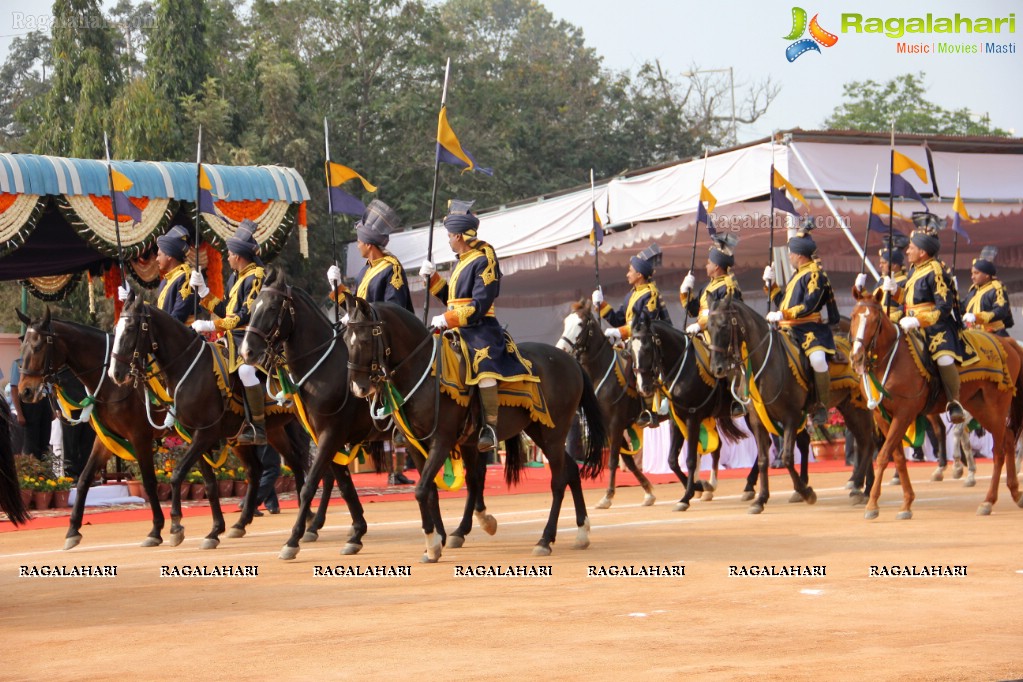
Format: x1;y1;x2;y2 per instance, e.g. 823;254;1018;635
419;260;435;278
680;272;696;295
881;276;899;294
117;284;131;302
604;327;621;342
962;312;976;325
591;288;604;307
766;311;783;323
685;322;701;335
762;265;774;286
191;320;216;333
327;264;342;288
430;314;449;330
189;269;209;298
899;315;920;331
854;273;867;290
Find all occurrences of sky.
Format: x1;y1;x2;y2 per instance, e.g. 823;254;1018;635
0;0;1019;144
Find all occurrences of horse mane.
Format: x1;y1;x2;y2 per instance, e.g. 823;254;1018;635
570;298;589;314
290;285;332;328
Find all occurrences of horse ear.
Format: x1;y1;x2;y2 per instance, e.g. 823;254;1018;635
41;306;50;327
339;290;356;317
873;287;883;304
15;307;30;325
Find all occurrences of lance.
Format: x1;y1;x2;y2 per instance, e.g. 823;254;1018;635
859;164;880;277
683;149;709;329
422;58;451;325
591;168;600;291
103;131;126;288
324;117;341;325
886;121;895;319
193;125;203;320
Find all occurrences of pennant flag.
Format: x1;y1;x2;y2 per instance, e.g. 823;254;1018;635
198;166;219;215
589;205;604;248
951;186;976;243
327;162;377;217
436;105;493;176
871;195;906;222
700;182;717;213
770;166;805;216
867;208;906;237
892;150;928;183
772;167;808;206
109;168;142;224
696;200;717;237
890;172;928;210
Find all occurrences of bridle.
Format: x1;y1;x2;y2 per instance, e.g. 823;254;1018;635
559;311;599;361
244;284;296;370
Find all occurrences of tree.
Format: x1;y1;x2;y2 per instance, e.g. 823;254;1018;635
825;72;1010;136
0;31;52;149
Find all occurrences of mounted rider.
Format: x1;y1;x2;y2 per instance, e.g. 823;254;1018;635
188;220;268;445
858;234;909;322
899;211;966;424
117;225;200;324
962;246;1013;337
419;200;536;452
326;199;413;314
591;243;671;427
764;222;838;426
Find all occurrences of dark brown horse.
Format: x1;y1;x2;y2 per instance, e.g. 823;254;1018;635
239;267;496;558
342;294;606;561
707;296;877;513
107;291;311;547
0;394;29;526
849;290;1023;518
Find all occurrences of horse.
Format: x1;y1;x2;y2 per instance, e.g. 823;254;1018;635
706;296;878;513
849;289;1023;518
107;291;312;547
341;294;606;561
239;267;497;559
626;312;749;512
0;394;29;526
557;300;684;509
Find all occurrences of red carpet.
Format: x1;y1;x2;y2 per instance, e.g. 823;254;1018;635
1;458;902;533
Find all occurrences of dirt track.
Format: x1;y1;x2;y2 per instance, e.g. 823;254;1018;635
2;464;1022;681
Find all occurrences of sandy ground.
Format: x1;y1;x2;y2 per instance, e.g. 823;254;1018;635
2;464;1023;682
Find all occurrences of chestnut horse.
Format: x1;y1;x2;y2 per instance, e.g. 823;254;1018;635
0;394;29;525
849;290;1023;518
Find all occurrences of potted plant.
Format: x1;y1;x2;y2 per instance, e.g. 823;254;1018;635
52;476;74;508
27;476;55;510
233;465;248;498
187;469;206;500
15;455;48;509
216;467;235;498
155;467;173;501
810;409;847;461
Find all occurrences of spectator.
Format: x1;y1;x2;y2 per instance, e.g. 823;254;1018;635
249;443;281;516
53;367;97;481
9;357;53;461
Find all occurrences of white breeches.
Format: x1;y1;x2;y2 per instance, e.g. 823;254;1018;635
808;350;829;373
238;363;260;387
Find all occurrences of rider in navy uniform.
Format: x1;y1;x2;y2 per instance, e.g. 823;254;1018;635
419;200;535;452
962;246;1013;338
858;235;910;323
188;220;268;444
764;224;837;425
680;234;742;335
326;199;413;313
591;243;671;427
899;212;966;423
117;225;199;324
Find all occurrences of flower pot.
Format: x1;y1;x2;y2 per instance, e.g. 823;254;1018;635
811;438;846;462
284;477;296;493
156;482;172;501
32;490;53;510
190;483;206;500
179;482;191;500
20;489;32;509
126;480;144;499
273;478;285;494
218;480;235;498
233;480;249;497
53;490;70;508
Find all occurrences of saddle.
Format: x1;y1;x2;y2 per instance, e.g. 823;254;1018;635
774;331;864;408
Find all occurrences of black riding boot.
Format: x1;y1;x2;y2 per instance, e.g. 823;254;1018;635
812;370;831;426
236;384;267;445
937;362;965;424
478;384;499;452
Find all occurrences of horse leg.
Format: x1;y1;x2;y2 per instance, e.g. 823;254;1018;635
63;441;109;550
621;452;656;506
332;461;367;554
743;458;758;501
788;429;813;503
304;468;335;541
596;430;621;510
168;435;219;546
198;457;224;549
749;422;772;513
280;439;337;560
562;446;591;551
931;416;947;482
783;427;816;505
225;443;262;538
964;431;977;488
451;451;495;548
674;419;702;512
846;409;874;506
867;414;915;520
532;436;572;557
704;447;720;501
416;439;453;563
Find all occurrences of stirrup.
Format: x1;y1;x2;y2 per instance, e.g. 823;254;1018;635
811;405;828;427
946;401;966;425
235;423;267;446
731;401;747;418
636;410;659;429
477;424;497;452
392;427;408;447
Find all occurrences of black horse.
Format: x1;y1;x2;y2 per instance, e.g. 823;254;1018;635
239;267;496;559
0;393;29;526
629;313;748;511
108;291;311;548
706;297;877;512
342;294;606;560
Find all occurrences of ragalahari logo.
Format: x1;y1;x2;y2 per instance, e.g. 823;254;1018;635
784;7;839;61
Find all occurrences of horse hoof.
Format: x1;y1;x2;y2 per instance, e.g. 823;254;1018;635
140;536;162;548
864;509;879;520
448;535;466;549
279;545;300;560
642;493;656;506
574;521;591;550
595;496;612;510
741;491;755;501
977;503;993;516
844;480;856;490
931;469;944;482
341;542;363;555
701;490;714;502
200;538;220;550
952;464;964;479
420;553;439;564
703;482;716;493
301;532;319;543
896;510;913;520
480;515;498;535
673;501;689;512
748;504;764;515
965;476;976;488
63;535;83;551
850;493;867;506
226;527;246;539
805;490;817;505
169;532;184;547
788;492;803;504
532;544;553;557
573;537;590;550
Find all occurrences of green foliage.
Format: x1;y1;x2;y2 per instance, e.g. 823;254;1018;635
825;72;1010;136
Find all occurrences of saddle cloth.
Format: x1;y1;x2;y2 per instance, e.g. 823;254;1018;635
905;328;1014;393
776;331;864;407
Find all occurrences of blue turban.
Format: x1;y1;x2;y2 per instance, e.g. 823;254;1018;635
910;230;940;257
973;256;996;276
356;199;400;247
709;245;734;269
443;212;480;236
878;247;905;266
157;225;190;262
226;219;262;264
630;255;654;278
787;234;816;257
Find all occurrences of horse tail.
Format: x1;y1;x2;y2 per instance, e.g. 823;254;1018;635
718;415;747;443
577;367;607;479
503;433;523;487
284;419;313;472
1007;342;1023;446
0;396;30;525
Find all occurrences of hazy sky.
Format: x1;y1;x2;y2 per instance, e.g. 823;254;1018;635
1;0;1019;144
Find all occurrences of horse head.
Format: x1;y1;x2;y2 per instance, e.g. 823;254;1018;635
108;289;148;385
556;299;601;359
340;291;386;399
240;265;294;367
849;287;887;375
629;311;660;398
706;295;739;379
16;306;57;403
